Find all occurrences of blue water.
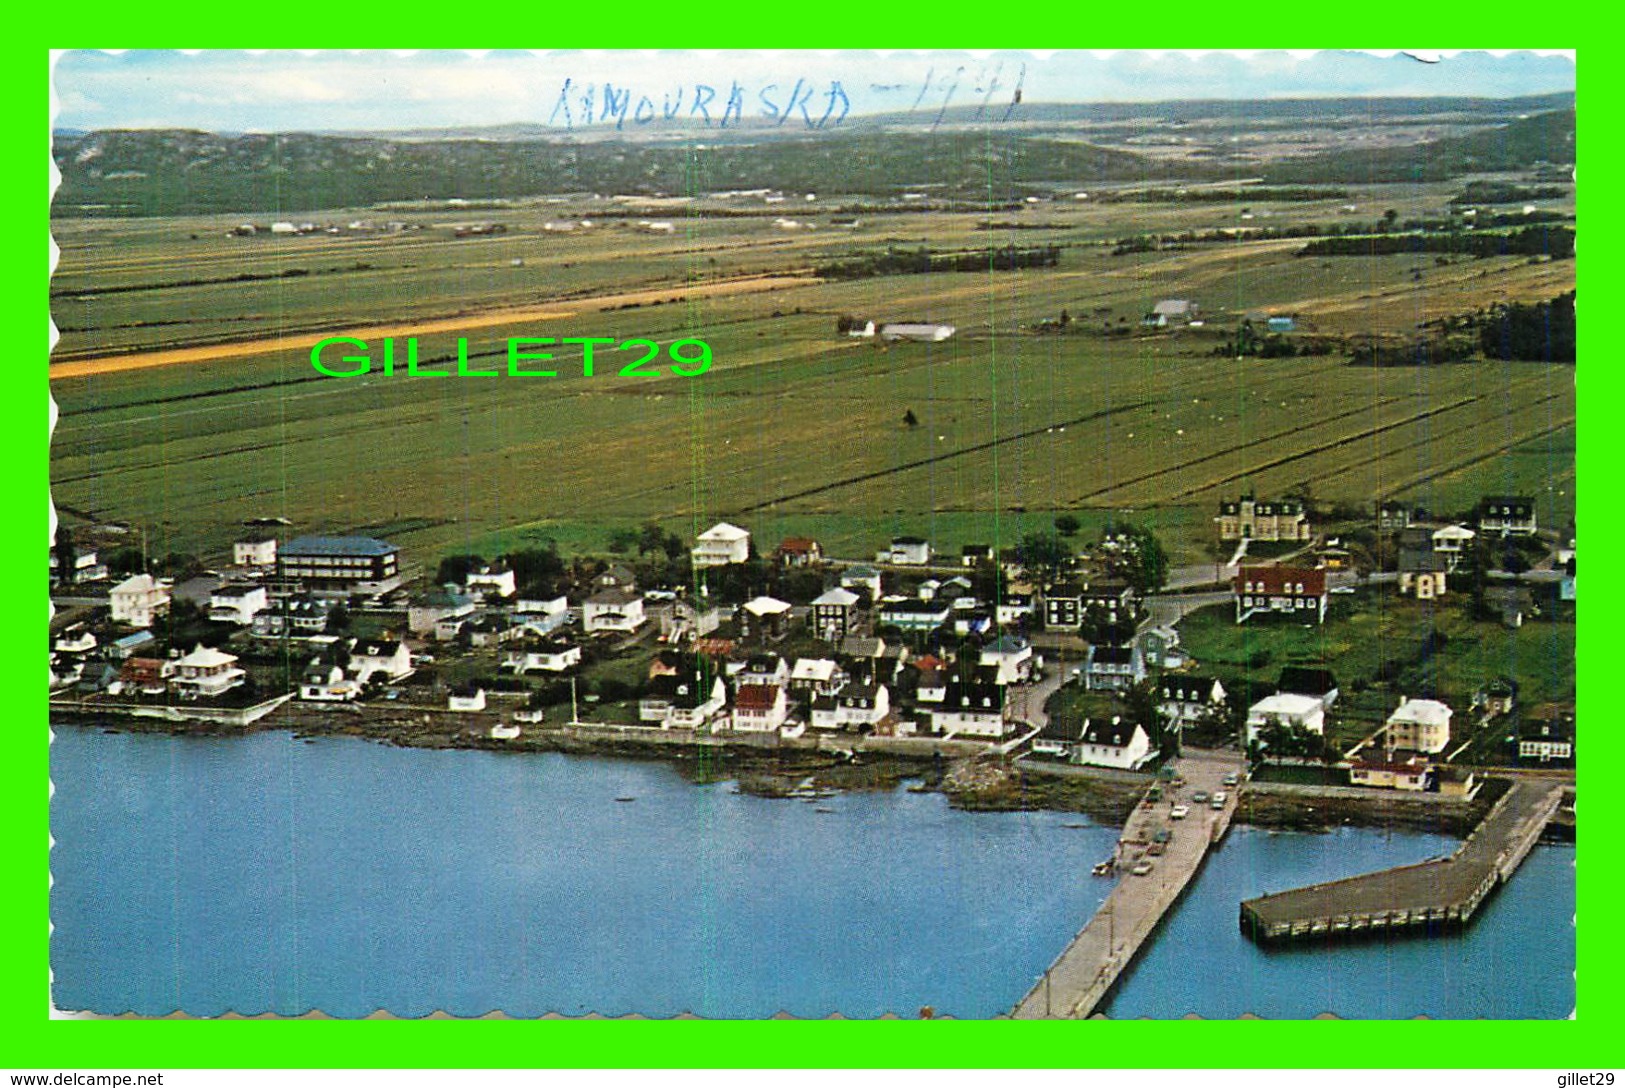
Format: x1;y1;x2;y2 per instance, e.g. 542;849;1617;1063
1101;826;1575;1020
49;728;1574;1018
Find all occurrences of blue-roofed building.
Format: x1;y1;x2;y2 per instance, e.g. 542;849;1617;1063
106;630;156;660
278;535;401;596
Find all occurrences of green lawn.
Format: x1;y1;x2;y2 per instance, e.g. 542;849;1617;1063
50;190;1574;585
1177;588;1575;744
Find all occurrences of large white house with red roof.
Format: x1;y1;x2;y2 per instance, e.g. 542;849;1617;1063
1233;566;1327;624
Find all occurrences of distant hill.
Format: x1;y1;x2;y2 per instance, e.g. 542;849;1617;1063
328;91;1575;141
51;128;1205;217
1264;109;1576;183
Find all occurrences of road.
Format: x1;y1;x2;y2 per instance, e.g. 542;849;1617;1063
1011;747;1246;1018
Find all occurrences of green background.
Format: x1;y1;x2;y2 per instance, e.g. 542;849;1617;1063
9;25;1602;1068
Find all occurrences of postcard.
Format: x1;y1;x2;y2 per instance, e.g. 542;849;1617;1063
47;48;1576;1019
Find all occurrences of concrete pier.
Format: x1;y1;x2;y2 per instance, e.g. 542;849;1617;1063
1011;748;1244;1019
1239;778;1566;944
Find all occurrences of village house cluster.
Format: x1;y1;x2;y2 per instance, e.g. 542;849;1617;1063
49;480;1573;783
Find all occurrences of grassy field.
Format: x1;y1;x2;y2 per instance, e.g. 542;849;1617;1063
1177;589;1575;750
49;184;1576;570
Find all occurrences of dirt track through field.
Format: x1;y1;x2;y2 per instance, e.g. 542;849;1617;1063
48;275;818;381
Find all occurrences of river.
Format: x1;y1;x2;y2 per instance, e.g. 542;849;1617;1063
48;727;1573;1019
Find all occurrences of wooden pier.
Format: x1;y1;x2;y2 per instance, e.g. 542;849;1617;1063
1011;749;1245;1019
1239;778;1567;944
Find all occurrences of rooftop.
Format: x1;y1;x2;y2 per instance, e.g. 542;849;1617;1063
281;535;397;558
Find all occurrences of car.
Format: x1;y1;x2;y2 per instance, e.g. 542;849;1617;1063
1332;586;1356;595
1192;791;1209;804
1212;791;1228;805
1170;805;1190;820
412;653;435;665
1222;773;1240;787
1212;798;1226;810
1131;861;1154;876
1152;829;1172;844
1145;842;1166;857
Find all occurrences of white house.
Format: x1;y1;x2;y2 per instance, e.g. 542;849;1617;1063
489;722;523;741
1159;676;1227;728
514;595;571;637
206;582;270;626
1432;524;1477;556
53;627;97;655
692;522;751;568
233;536;278;568
583;587;646;633
1074;717;1154;771
408;588;475;636
840;565;883;599
465;564;518;600
737;653;791;688
503;641;582;674
300;663;360;702
350;640;413;683
1245;693;1325;748
109;574;171;629
878;599;950;632
1386;697;1453;754
789;657;843;698
639;674;728;729
996;595;1034;625
449;687;487;712
876;537;932;565
810;681;891;730
731;683;790;733
170;644;246;699
979;636;1035;686
929;682;1007;738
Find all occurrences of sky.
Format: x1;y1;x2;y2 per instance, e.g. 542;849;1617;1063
51;50;1576;135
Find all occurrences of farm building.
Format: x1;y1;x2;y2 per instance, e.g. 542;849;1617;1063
879;323;955;342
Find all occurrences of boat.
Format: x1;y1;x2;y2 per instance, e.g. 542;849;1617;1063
614;796;636;803
1091;861;1115;877
814;807;835;814
1061;822;1088;829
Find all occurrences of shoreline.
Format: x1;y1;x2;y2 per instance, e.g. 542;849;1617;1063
47;704;1550;840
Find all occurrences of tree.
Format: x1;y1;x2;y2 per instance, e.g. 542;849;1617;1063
1059;308;1071;327
1124;679;1176;759
1054;514;1081;537
637;521;668;556
52;526;76;581
606;528;639;554
1017;531;1072;588
903;409;919;428
105;546;146;577
325;603;352;634
1101;522;1169;595
435;554;485;586
505;545;565;591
